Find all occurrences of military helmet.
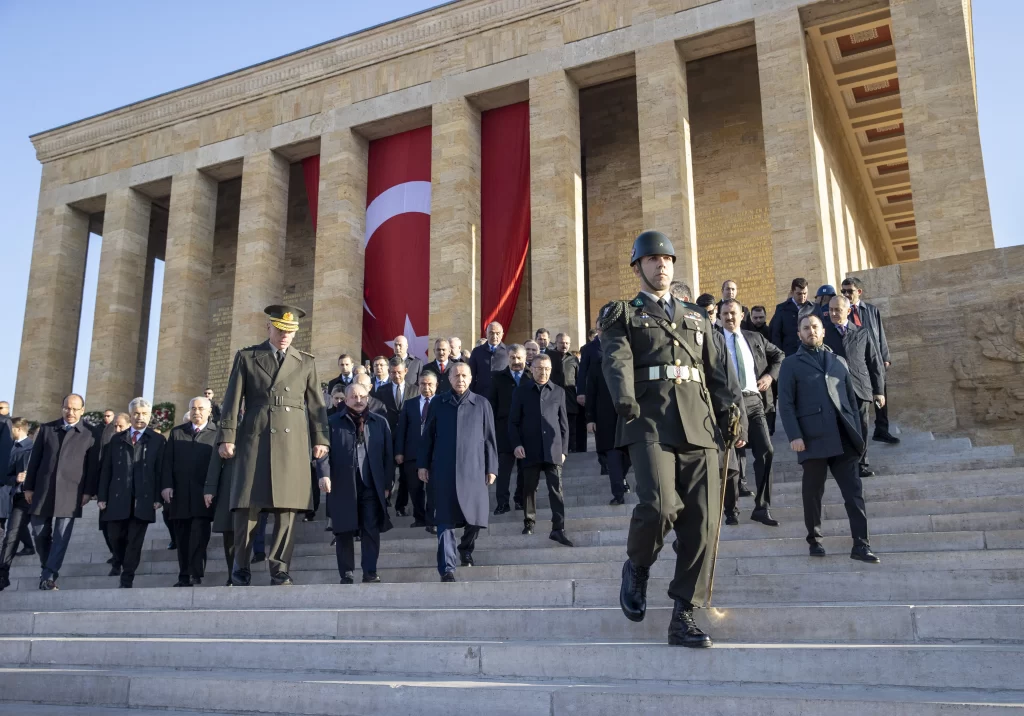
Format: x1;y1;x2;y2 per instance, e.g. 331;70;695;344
630;230;676;265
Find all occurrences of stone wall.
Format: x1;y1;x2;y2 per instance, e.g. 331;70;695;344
283;163;316;356
205;179;241;398
858;246;1024;450
688;46;773;311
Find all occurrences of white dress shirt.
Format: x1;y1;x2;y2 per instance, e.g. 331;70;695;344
725;329;759;394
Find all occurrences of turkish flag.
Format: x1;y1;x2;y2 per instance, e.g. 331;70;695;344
362;126;432;361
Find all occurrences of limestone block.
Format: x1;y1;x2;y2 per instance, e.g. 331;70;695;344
430;98;481;343
153;171;218;418
228;151;290;352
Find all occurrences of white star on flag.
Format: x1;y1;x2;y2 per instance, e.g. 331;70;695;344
386;315;431;360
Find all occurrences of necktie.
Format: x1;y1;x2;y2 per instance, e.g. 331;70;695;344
421;398;430;426
395;384;403;408
131;431;139;445
851;305;862;327
277;350;285;367
733;334;749;390
838;324;846;336
660;298;672;319
63;424;72;432
194;425;202;437
440;362;446;373
513;371;520;386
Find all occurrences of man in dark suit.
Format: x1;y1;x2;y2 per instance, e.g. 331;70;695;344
326;354;357;396
769;277;811;356
552;333;586;453
392;336;423;388
841;277;898;445
488;344;530;515
719;299;784;526
447;337;464;362
777;313;879;563
536;328;565;388
717;279;750;326
334;376;387;418
423;339;455;394
377;358;419;517
16;393;100;591
418;362;498;581
369;356;390;393
584;333;632;503
203;389;222;424
468;321;508;396
317;382;393;584
577;328;604;472
98;398;167;588
160;397;218;587
743;305;770;339
824;295;886;477
395;371;438;529
509;353;573;546
0;418;35;560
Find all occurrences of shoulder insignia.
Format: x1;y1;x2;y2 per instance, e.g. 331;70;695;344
597;300;626;330
298;350;315;358
630;298;644;307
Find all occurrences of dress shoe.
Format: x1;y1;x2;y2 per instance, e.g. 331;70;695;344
173;578;191;587
809;543;827;557
725;514;739;526
167;541;176;550
522;524;534;535
425;526;437;535
231;575;251;587
340;572;355;584
667;600;713;648
493;503;510;516
16;547;35;557
411;520;427;528
224;578;234;587
549;529;574;547
441;571;456;583
619;559;649;623
873;432;901;445
738;483;754;498
324;524;332;531
623;482;631;494
460;554;474;567
108;565;122;577
252;552;266;563
330;537;337;546
672;539;679;554
514;499;523;511
191;577;202;586
0;576;9;591
859;466;876;477
609;496;625;506
105;555;116;564
119;583;132;589
851;544;880;563
600;466;609;475
302;514;315;522
355;535;361;542
271;575;294;586
395;508;408;517
362;572;381;583
39;579;58;591
750;509;779;527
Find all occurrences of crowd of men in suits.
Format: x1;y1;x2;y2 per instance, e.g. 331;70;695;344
0;271;893;591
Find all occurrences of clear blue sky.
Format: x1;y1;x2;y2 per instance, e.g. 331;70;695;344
0;1;1020;412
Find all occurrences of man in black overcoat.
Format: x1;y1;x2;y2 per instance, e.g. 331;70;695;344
585;335;632;504
422;339;455;394
777;314;879;563
769;278;811;356
317;383;393;584
161;397;218;586
468;322;508;396
377;357;419;516
395;371;438;529
19;393;100;591
98;398;167;588
487;344;530;515
203;451;237;585
0;418;35;572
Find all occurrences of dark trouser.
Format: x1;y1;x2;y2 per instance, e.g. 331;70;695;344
31;515;77;582
252;512;268;554
495;452;524;508
394;466;409;512
172;518;211;581
627;441;718;607
568;416;579;454
767;382;778;435
801;433;869;547
162;508;174;542
874;385;889;435
575;412;588;452
401;461;430;525
106;517;149;586
101;522;117;564
607;449;632;499
0;496;33;578
522;463;566;530
335;481;383;577
742;393;774;511
858;399;871;468
722;446;742;518
232;507;298;585
436;524;480;576
308;466;321;518
221;531;235;574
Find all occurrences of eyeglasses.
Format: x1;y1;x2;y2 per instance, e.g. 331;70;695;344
840;288;855;295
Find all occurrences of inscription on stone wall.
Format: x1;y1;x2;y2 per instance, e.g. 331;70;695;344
696;206;774;311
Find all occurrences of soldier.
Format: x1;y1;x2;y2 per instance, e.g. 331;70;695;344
600;230;737;648
217;305;329;586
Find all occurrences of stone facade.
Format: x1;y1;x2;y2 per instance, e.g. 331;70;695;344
13;0;993;425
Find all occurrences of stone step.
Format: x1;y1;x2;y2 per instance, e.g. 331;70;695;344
0;707;236;716
2;668;1020;716
14;603;1023;645
3;637;1021;691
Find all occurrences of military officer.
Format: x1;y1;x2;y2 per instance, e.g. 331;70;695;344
217;305;329;586
600;230;737;648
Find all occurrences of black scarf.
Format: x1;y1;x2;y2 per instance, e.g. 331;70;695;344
347;408;368;444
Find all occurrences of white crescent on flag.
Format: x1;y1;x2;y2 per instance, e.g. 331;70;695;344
364;181;432;247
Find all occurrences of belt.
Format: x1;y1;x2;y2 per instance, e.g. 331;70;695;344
742;390;760;397
247;396;306;409
636;365;704;384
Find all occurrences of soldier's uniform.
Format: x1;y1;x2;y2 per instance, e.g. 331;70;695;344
217;305;329;585
600;231;737;646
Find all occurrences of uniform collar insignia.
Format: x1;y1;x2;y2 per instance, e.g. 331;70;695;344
631;298;644;307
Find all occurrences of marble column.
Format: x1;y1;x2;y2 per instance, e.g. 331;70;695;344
635;40;700;292
154;171;218;419
890;0;994;259
229;150;290;352
86;187;152;413
756;7;835;300
529;71;585;343
311;128;368;379
14;202;90;419
430;97;481;346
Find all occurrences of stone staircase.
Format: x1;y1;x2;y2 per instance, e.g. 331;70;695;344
1;427;1023;714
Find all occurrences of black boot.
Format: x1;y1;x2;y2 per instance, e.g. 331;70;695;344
619;559;649;622
668;600;713;648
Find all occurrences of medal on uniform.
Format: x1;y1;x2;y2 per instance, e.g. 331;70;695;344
696;332;704;346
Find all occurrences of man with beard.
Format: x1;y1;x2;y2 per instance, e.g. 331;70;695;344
488;344;530;515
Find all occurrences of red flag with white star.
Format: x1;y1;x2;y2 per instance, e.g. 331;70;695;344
362;126;432;361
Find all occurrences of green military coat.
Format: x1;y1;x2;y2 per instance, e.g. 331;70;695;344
216;341;329;511
600;293;735;450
